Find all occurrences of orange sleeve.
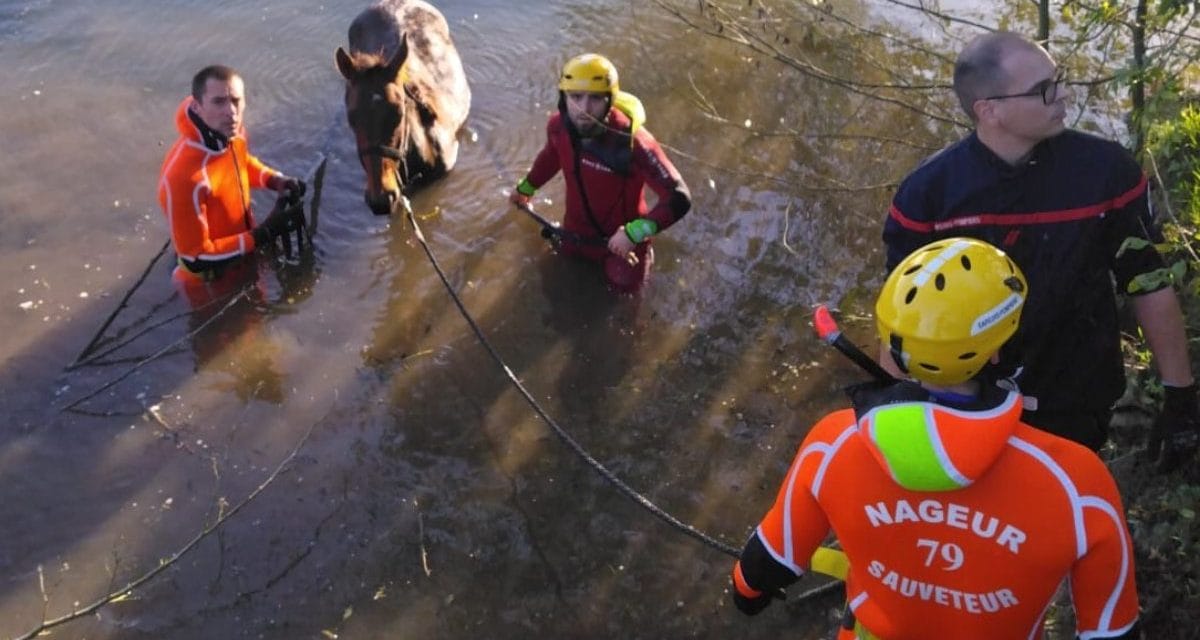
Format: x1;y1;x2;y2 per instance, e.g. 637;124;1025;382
245;152;279;191
1070;460;1140;637
755;412;851;573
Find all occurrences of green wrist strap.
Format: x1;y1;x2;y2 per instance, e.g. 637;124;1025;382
624;218;658;243
516;178;537;197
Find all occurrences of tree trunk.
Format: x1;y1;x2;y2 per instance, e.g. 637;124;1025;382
1131;0;1148;155
1036;0;1050;45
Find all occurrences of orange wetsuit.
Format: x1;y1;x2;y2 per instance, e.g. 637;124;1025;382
732;382;1139;639
157;97;281;283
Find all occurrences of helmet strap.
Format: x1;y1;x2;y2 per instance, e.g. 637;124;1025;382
888;334;910;375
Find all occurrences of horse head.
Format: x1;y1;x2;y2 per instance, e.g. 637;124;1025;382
336;39;412;216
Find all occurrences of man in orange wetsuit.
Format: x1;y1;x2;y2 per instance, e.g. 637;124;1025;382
732;238;1140;639
157;64;305;307
508;54;691;293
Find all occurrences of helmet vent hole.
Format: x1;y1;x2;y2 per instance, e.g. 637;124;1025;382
903;264;922;275
958;352;977;360
919;363;940;372
904;287;917;304
961;255;972;270
934;273;946;290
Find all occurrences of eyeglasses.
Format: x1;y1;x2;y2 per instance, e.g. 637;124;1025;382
983;71;1066;106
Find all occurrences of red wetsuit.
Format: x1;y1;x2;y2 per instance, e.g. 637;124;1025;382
524;108;690;291
733;383;1139;639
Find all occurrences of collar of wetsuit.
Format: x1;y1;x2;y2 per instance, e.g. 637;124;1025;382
188;106;230;152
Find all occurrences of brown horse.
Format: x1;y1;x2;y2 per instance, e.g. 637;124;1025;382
335;0;471;215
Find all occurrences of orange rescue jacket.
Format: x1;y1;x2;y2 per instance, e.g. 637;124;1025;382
733;384;1138;639
157;97;279;268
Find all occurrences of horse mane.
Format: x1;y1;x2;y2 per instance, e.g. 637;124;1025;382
348;51;389;74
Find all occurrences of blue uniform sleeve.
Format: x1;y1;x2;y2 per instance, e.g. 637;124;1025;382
1102;146;1167;295
883;175;936;272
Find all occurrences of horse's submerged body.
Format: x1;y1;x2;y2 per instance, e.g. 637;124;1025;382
336;0;471;215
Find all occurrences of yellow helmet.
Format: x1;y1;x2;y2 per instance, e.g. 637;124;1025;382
875;238;1027;386
559;54;619;97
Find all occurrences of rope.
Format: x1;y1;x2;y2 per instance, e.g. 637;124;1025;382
400;196;743;558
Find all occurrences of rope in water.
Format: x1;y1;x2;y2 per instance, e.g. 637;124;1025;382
400;195;745;558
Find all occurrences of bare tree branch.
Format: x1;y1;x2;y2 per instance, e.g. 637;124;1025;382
649;0;968;127
59;288;252;412
11;419;320;640
877;0;996;32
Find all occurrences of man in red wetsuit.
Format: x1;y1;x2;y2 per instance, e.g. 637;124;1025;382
158;64;305;308
508;54;691;293
732;238;1140;639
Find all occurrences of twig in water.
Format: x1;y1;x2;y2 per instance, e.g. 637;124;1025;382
781;201;799;256
11;416;319;640
142;402;201;457
37;564;48;626
60;289;251;412
71;240;170;366
67;301;218;371
416;498;431;577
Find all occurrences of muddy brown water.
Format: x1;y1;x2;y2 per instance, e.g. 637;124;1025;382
0;1;1003;638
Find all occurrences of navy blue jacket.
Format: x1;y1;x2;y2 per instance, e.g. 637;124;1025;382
884;129;1165;414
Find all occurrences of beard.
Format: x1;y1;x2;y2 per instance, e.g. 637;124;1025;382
573;117;603;137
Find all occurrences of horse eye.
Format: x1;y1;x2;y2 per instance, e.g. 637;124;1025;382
371;93;384;105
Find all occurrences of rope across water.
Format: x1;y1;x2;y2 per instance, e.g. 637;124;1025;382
400;195;744;558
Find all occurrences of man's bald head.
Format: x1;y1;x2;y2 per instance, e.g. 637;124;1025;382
953;32;1046;121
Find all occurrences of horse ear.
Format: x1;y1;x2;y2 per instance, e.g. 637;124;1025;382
385;35;409;79
335;47;356;80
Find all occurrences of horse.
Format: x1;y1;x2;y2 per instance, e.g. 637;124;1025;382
335;0;471;215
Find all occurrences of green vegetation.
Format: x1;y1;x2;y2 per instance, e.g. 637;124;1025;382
1124;91;1200;640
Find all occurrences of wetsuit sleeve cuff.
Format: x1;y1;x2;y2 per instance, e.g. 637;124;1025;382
624;218;658;243
516;178;537;197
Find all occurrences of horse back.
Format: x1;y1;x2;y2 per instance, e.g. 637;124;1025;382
349;0;470;128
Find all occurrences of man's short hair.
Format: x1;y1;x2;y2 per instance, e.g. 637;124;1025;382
192;65;240;102
952;32;1042;121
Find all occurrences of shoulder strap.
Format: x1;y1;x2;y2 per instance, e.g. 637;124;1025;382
567;123;611;239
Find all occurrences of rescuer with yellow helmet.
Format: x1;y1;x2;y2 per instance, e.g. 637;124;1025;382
508;54;690;293
731;238;1141;640
875;237;1026;386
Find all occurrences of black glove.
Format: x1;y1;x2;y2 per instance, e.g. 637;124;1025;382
732;587;773;616
1148;382;1200;472
272;174;307;200
285;177;306;201
252;193;305;249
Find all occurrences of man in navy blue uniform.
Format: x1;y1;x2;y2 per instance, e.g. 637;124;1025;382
882;31;1198;471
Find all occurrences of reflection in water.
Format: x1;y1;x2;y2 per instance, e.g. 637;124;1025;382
536;250;640;416
182;253;321;405
177;256;277;403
